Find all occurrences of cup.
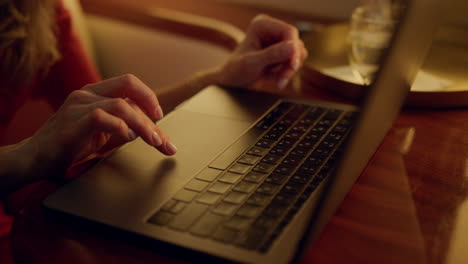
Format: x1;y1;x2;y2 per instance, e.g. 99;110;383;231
347;5;396;85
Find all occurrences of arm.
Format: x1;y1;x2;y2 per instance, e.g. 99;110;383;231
156;68;221;113
0;14;307;199
0;75;174;199
157;14;308;112
0;139;37;199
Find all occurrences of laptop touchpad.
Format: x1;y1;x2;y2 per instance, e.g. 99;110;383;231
45;109;256;223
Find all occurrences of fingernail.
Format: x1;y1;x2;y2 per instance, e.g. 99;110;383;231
166;141;178;155
278;78;289;90
128;128;137;141
155;105;164;119
292;57;300;71
152;131;163;146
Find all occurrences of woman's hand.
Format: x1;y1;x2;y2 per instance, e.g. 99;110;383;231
29;75;177;174
217;14;308;90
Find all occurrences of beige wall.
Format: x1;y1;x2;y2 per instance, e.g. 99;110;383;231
443;0;468;26
215;0;360;19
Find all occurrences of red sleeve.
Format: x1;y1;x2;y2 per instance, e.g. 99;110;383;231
36;2;101;110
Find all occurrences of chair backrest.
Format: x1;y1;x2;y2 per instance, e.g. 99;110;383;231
62;0;96;64
65;0;245;90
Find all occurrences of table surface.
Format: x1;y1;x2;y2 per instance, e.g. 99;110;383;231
11;1;468;264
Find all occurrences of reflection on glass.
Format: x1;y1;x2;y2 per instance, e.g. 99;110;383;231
347;2;396;85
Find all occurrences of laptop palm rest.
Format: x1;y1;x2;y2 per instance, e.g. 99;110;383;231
44;86;278;228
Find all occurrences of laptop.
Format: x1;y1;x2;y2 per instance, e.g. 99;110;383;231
44;0;441;263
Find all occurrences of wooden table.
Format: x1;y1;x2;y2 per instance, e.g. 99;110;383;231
11;1;468;263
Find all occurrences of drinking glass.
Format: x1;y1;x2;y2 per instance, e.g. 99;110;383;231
347;5;395;85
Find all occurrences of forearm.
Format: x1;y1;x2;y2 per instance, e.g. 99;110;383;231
155;67;223;113
0;139;36;199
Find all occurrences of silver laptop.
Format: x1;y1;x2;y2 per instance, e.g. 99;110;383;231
44;0;441;263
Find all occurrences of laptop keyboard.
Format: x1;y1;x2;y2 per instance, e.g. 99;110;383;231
147;101;356;252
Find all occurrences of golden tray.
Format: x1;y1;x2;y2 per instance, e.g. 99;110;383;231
301;23;468;108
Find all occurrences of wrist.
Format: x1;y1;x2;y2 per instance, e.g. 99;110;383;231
24;134;71;182
195;66;224;87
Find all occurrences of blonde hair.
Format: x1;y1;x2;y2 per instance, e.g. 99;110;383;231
0;0;60;90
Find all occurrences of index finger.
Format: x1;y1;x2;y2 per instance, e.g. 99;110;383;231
84;74;163;120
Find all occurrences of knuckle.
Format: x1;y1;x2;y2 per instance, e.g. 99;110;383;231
67;90;89;102
289;26;299;37
250;14;267;28
89;109;105;124
120;74;138;87
110;98;129;113
282;25;299;39
82;83;93;91
254;13;269;22
116;119;126;134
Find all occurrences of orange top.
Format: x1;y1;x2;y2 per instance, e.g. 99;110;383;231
0;2;100;263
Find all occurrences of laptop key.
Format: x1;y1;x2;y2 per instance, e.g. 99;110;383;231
247;146;269;157
264;173;288;185
236;229;268;250
209;127;263;170
246;194;270;206
185;179;210;192
268;146;288;157
233;181;257;193
238;154;261;165
256;138;275;148
236;205;262;218
263;204;287;217
218;172;243;184
256;183;280;196
212;202;238;216
223;191;249;204
285;104;309;119
271;193;295;206
195;168;222;182
306;107;325;119
160;199;177;211
252;163;275;174
173;189;198;202
263;131;281;141
281;154;303;166
169;201;187;214
253;216;279;230
244;171;267;183
208;182;231;194
277;138;297;148
148;211;174;226
190;212;226;237
228;163;251;174
275;165;295;176
261;154;282;165
212;226;239;244
291;174;309;184
197;192;222;205
168;203;208;231
224;216;252;231
282;182;304;195
289;147;309;157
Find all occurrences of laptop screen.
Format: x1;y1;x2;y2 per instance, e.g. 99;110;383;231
295;0;441;261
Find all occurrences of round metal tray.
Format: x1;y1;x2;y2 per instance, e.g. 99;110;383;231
301;23;468;108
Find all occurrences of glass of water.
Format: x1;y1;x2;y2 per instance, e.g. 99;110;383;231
347;5;395;85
